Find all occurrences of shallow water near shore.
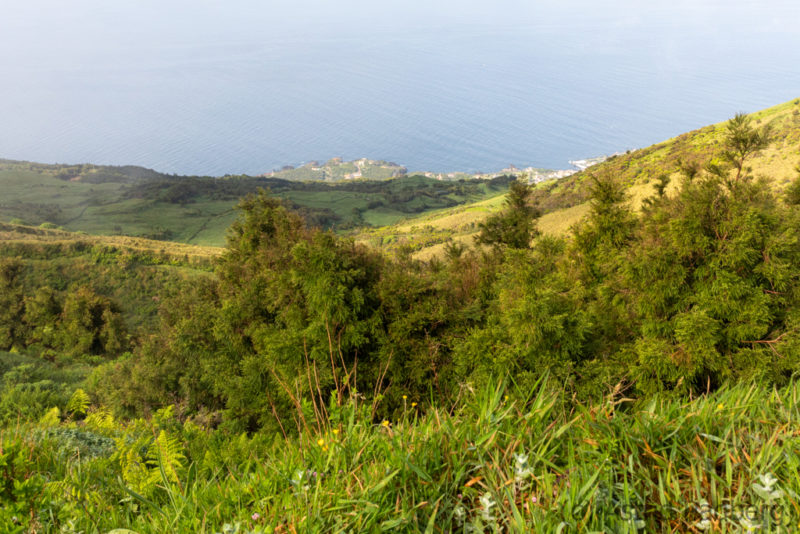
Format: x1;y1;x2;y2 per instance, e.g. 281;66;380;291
1;0;799;176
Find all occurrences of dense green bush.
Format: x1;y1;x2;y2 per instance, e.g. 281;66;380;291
88;114;800;431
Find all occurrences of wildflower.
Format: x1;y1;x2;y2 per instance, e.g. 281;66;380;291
317;438;325;446
411;402;418;408
251;512;261;521
402;395;408;400
531;495;537;504
504;395;509;402
332;428;339;435
716;403;724;411
381;420;390;427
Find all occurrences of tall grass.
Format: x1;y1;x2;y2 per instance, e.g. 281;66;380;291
3;379;800;532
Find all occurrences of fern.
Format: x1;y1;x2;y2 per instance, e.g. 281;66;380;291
113;433;156;496
66;388;90;416
147;430;186;488
39;406;61;427
84;408;115;432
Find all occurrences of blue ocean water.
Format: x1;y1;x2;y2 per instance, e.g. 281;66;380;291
1;0;799;176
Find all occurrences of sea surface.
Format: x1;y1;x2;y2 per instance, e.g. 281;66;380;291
1;0;799;176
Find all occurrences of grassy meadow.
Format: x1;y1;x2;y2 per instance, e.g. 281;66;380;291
4;378;800;532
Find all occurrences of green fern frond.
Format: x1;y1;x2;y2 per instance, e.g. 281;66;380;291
147;430;186;487
84;408;115;432
66;388;90;416
39;406;61;427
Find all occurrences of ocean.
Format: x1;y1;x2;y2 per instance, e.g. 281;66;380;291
1;0;799;176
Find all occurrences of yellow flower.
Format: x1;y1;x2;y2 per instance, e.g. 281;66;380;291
411;402;417;408
317;438;325;446
402;395;408;400
381;420;390;427
504;395;509;402
332;429;339;435
716;403;724;411
322;446;328;452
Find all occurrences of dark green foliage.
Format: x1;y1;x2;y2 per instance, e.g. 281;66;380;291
0;352;90;425
574;173;636;255
786;166;800;206
623;169;800;394
0;273;129;360
476;179;540;249
58;286;128;358
7;112;800;532
377;249;486;402
718;112;772;184
213;192;393;430
22;287;62;347
453;237;591;391
0;258;25;349
88;114;800;427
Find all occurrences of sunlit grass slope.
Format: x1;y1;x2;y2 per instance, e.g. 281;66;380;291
371;97;800;259
0;222;220;332
5;379;800;532
0;222;223;262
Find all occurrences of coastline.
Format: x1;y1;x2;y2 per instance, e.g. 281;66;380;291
263;153;621;184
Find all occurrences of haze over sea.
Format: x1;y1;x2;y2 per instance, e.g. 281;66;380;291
2;0;799;177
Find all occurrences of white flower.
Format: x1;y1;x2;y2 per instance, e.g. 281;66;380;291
759;473;778;488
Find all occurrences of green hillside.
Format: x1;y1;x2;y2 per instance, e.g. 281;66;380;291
537;96;800;213
374;97;800;259
0;159;512;246
0;221;218;335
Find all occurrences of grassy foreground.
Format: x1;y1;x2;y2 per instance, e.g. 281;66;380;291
3;380;800;533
